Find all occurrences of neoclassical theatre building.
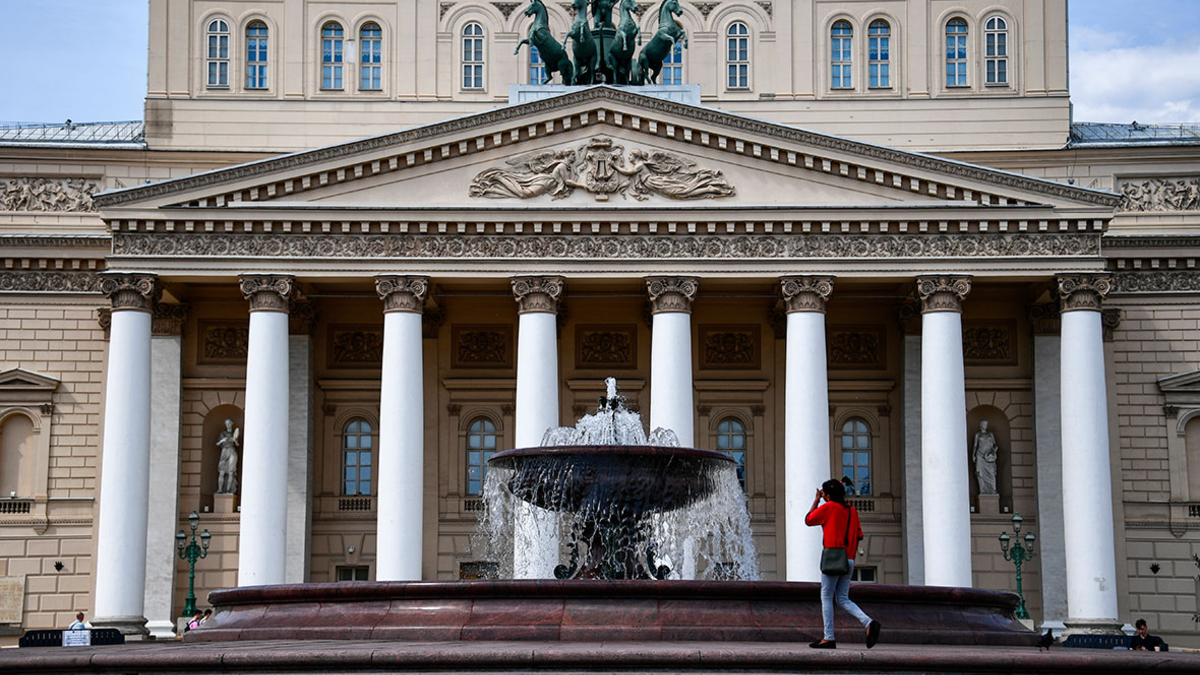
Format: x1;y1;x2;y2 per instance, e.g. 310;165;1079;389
1;0;1199;646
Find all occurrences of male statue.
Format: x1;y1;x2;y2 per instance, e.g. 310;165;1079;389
216;418;241;494
972;419;998;495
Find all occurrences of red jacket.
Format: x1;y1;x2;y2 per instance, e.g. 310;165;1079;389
804;502;862;560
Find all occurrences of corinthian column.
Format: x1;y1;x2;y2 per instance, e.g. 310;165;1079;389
780;276;834;582
917;275;973;588
646;277;698;447
511;276;564;579
93;273;158;636
375;276;429;580
237;274;293;586
1057;274;1121;634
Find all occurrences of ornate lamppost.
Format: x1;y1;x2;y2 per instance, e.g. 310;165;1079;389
176;510;211;617
998;512;1036;620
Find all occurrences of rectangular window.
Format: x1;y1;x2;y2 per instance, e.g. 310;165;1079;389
463;35;484;89
207;33;229;87
946;31;968;87
336;566;370;582
868;27;890;88
361;27;382;90
528;45;546;85
851;566;877;583
322;32;344;89
246;26;268;89
662;42;683;85
831;28;852;89
986;31;1008;84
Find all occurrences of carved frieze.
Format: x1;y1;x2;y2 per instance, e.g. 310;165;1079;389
917;275;971;313
1111;270;1200;294
452;324;514;369
99;273;160;311
0;177;99;212
376;275;429;314
780;275;834;314
1118;177;1200;212
0;271;101;294
511;276;564;314
828;326;885;369
151;302;189;336
646;276;698;314
576;324;637;369
239;274;294;313
700;325;760;370
963;321;1016;364
198;321;250;364
329;325;384;368
1057;273;1111;312
469;138;735;202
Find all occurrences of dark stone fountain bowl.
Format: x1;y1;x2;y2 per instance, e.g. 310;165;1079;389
488;445;734;515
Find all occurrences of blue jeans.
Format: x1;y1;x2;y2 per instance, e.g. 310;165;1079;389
820;559;872;640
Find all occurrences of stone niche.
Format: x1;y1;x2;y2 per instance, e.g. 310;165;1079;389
201;405;244;514
966;405;1013;514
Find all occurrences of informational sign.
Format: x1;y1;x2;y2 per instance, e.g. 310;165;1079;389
0;576;25;625
62;629;92;647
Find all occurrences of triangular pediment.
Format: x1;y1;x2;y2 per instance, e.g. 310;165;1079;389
1160;370;1200;393
0;369;60;406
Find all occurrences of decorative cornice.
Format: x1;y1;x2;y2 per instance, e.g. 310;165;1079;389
1057;273;1111;312
1102;308;1123;342
239;274;294;313
1110;270;1200;294
780;275;834;314
1027;303;1061;336
0;234;110;248
646;276;699;314
375;275;430;314
0;271;102;294
917;275;971;314
151;302;189;336
511;276;564;314
99;272;159;312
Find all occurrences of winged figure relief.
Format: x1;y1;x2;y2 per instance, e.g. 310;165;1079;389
468;149;583;200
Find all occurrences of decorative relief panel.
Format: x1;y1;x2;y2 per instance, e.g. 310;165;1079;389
962;321;1017;365
0;177;99;212
198;321;250;364
1118;177;1200;212
0;271;101;294
575;324;637;370
827;326;886;370
699;325;760;370
328;325;384;369
452;324;514;369
1111;270;1200;294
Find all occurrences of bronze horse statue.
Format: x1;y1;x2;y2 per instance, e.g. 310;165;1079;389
567;0;599;84
606;0;640;85
633;0;687;85
515;0;574;85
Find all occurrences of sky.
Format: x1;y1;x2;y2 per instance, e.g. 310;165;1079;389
1;1;1198;126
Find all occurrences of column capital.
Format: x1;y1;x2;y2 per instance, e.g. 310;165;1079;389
645;276;698;314
1057;273;1112;313
99;272;160;312
239;274;294;313
376;275;430;314
917;275;972;314
511;276;564;314
1028;303;1061;336
780;275;834;314
151;302;189;336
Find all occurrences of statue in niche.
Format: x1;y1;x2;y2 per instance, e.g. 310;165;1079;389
216;419;241;494
972;419;999;496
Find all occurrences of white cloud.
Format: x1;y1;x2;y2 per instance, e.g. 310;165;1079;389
1071;29;1200;124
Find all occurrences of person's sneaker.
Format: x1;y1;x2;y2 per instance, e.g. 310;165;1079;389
866;620;881;649
809;640;837;649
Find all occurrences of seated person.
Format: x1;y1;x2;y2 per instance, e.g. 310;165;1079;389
1129;618;1167;651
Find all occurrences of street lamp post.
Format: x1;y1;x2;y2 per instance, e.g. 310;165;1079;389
998;512;1036;620
176;510;211;618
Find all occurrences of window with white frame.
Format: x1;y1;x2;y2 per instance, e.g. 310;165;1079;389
206;18;230;88
727;22;749;89
715;417;747;490
662;41;683;85
850;566;876;583
336;566;369;581
463;22;485;89
342;418;373;496
985;16;1008;85
945;18;968;87
466;417;497;495
360;23;382;90
529;45;546;84
245;21;268;90
830;20;853;89
321;22;344;89
840;418;872;496
868;19;890;88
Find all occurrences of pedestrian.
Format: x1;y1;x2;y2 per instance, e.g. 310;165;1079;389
200;608;212;625
186;610;203;632
67;612;90;630
804;478;881;649
1129;618;1167;651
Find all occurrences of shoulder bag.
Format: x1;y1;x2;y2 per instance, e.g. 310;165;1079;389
818;504;853;576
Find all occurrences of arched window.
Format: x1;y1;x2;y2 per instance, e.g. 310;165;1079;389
715;418;746;490
0;413;35;499
206;18;230;88
360;23;382;90
529;45;546;85
342;419;372;495
662;41;684;85
726;22;749;89
830;21;853;89
245;22;268;90
462;22;485;89
1186;417;1200;502
321;22;345;90
840;418;872;496
945;18;968;87
868;20;890;88
985;16;1008;85
466;417;497;495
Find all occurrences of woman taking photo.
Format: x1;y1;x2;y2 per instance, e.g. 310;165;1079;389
804;478;881;649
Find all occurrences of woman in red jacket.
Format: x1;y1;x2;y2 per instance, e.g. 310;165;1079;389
804;478;881;649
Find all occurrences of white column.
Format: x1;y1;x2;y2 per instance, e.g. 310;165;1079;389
93;273;158;636
375;276;429;580
900;309;925;585
143;304;186;638
1058;274;1121;634
286;307;315;583
511;276;564;579
237;275;293;587
780;276;833;582
1032;305;1067;636
646;277;698;447
917;275;973;588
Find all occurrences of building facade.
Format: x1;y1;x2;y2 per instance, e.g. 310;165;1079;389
1;0;1199;647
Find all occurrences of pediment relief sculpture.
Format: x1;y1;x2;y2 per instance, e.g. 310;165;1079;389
468;138;735;202
1118;176;1200;212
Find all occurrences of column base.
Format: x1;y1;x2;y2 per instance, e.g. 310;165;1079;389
1038;619;1066;638
145;619;177;640
1062;618;1124;636
91;615;150;639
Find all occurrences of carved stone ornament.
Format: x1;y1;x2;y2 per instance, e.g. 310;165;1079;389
440;2;455;20
576;325;636;369
1118;177;1200;212
1027;303;1061;336
780;276;834;314
755;1;773;18
646;276;699;314
691;1;718;18
330;328;384;366
1111;270;1200;294
1057;273;1111;313
99;273;160;312
963;323;1014;363
289;299;317;335
452;324;514;368
896;298;922;335
1102;308;1123;342
700;326;760;369
151;302;189;336
917;275;972;314
492;2;520;19
376;275;430;314
199;322;250;363
239;274;294;313
511;276;565;314
468;138;735;202
96;308;111;339
0;176;99;212
829;330;882;367
0;271;102;294
423;305;446;339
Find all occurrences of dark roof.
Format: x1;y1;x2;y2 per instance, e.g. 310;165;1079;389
1070;122;1200;148
0;120;145;148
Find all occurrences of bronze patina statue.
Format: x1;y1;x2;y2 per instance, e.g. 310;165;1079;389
515;0;574;84
567;0;599;84
607;0;640;85
633;0;687;85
